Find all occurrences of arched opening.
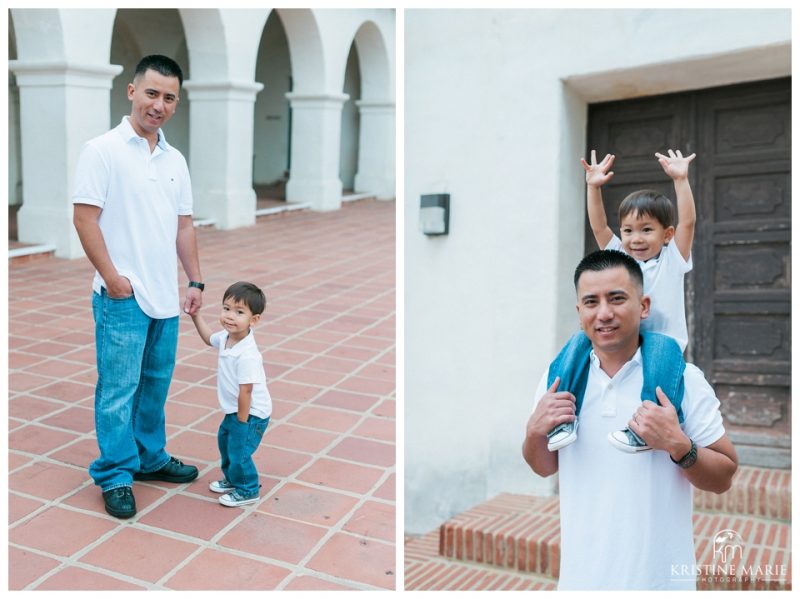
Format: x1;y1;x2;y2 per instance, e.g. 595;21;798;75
339;42;361;194
8;12;21;242
253;10;292;208
110;9;190;157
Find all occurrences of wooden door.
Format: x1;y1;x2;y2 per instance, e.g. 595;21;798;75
586;78;791;467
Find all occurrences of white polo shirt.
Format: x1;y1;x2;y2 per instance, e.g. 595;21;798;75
532;350;725;590
605;235;692;351
72;116;193;319
210;330;272;419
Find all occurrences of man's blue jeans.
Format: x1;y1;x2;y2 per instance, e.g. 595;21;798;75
90;290;177;491
218;413;269;497
547;331;685;422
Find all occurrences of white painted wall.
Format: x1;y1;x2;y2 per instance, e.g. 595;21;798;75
404;8;791;534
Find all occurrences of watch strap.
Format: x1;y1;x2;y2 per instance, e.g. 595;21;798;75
671;439;697;469
188;281;205;291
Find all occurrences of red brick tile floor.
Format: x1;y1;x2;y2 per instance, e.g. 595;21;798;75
8;199;397;590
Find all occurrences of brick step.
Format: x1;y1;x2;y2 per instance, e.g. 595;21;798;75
694;465;790;522
432;470;791;591
405;531;555;590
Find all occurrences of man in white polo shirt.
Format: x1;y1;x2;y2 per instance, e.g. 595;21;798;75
73;55;203;519
522;249;737;589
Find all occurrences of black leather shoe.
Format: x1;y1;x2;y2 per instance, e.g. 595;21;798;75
103;487;136;519
133;456;199;483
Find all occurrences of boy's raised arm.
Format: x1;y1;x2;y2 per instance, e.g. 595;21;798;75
190;312;214;346
581;150;616;250
656;149;696;262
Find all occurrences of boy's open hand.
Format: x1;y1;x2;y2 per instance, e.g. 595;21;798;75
580;150;615;188
655;149;696;181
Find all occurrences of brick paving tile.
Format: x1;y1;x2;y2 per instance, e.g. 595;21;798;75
306;532;396;589
10;506;118;557
9;199;395;590
40;406;96;433
9;424;81;455
164;548;292;590
219;512;328;564
257;481;360;526
343;500;396;542
283;575;361;590
328;437;396;467
374;473;396;501
296;458;385;494
8;493;46;525
9;462;89;501
313;389;380;412
287;406;362;433
8;547;62;590
36;567;148;590
138;494;244;541
265;423;339;453
79;527;199;583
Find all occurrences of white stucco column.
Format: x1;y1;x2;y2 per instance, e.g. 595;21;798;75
354;99;395;199
8;61;122;258
285;92;348;211
183;80;263;229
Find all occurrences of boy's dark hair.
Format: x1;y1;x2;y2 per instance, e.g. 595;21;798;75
134;55;184;87
223;281;266;315
574;249;644;293
618;189;675;229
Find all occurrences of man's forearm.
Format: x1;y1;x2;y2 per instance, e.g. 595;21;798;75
522;435;558;478
73;206;119;285
672;436;737;494
176;217;202;282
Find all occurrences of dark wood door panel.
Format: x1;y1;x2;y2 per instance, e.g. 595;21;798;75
586;78;791;467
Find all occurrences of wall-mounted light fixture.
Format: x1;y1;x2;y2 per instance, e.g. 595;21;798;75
419;193;449;236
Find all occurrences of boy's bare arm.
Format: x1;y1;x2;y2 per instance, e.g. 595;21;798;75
656;149;696;261
190;312;213;346
237;384;253;422
580;150;615;249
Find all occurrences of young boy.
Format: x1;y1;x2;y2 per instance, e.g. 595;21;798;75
190;281;271;506
546;148;696;453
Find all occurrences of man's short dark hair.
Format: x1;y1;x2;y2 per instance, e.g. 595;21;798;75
134;55;184;87
574;250;644;292
618;189;675;229
223;281;266;315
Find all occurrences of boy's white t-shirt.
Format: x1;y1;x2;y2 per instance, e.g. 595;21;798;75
210;330;272;419
605;235;692;351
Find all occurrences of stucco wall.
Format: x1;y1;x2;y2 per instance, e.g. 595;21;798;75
404;8;790;534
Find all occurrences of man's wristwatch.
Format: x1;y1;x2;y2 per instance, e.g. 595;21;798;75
188;281;205;292
671;439;698;469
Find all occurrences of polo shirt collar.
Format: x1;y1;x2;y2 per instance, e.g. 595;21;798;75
221;329;256;356
590;346;643;375
118;116;170;151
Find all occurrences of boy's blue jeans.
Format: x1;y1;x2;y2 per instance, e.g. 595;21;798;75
218;413;269;497
90;290;177;491
547;331;685;422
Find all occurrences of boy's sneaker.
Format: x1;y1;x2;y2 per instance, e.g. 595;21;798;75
219;490;259;507
209;479;235;494
608;428;653;453
547;419;578;452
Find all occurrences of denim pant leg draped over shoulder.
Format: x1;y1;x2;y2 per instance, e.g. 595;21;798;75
547;331;685;420
90;290;177;491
